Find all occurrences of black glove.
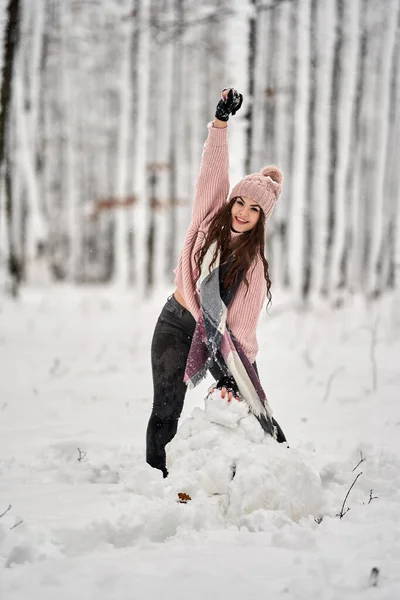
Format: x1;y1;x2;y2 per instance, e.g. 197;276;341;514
215;375;239;398
215;88;243;122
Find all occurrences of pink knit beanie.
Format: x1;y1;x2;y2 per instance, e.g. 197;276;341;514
228;165;283;220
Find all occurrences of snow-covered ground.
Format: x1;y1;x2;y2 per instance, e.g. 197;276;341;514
1;285;400;599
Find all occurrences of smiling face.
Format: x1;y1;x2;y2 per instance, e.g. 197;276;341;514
231;196;261;232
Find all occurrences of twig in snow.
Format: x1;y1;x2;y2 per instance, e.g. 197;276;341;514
10;519;23;530
369;567;380;587
322;366;344;402
336;472;363;518
368;489;378;504
77;448;87;462
314;517;323;524
0;504;12;519
352;451;366;471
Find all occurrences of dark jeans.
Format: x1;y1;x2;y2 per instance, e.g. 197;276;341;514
146;295;286;477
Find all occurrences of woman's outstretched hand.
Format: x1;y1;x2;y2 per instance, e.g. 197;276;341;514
215;88;243;122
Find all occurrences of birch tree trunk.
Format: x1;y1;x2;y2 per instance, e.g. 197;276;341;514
0;0;19;179
251;2;267;173
45;0;67;281
343;0;368;293
57;3;81;281
0;0;21;294
36;0;50;226
303;0;333;300
302;0;318;300
381;3;400;290
132;0;150;296
127;0;140;285
263;2;280;281
269;2;290;290
281;0;298;288
113;7;132;286
225;0;249;184
357;0;378;292
287;0;310;301
5;146;19;294
245;0;257;177
322;0;342;296
20;0;47;281
145;0;162;293
166;0;183;279
326;0;360;298
367;0;399;296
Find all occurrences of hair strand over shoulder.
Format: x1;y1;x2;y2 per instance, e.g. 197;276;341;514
194;197;272;307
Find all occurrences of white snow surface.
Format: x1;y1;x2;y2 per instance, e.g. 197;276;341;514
0;285;400;599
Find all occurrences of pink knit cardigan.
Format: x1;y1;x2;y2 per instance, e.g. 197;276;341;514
174;122;267;363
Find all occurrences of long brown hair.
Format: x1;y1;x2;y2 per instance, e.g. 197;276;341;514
195;196;272;307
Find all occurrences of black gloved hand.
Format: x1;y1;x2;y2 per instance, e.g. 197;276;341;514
215;88;243;122
215;375;239;398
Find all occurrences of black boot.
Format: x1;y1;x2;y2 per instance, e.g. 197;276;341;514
146;414;178;478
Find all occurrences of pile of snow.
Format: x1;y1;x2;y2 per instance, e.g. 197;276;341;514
0;395;323;567
166;392;323;523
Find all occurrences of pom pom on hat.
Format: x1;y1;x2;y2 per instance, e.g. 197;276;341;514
260;165;283;185
228;164;283;220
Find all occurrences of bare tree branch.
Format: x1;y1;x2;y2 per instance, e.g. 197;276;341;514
0;504;12;519
314;516;323;524
352;450;366;471
77;447;87;462
368;489;378;504
337;472;363;518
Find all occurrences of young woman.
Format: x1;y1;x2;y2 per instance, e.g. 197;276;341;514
146;88;286;478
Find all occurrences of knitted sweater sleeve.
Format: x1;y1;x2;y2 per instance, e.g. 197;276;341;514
191;123;230;229
227;259;267;363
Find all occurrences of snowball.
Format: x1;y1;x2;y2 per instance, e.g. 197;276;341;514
204;390;250;428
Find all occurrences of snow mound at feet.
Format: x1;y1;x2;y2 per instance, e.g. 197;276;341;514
166;395;323;522
0;399;323;566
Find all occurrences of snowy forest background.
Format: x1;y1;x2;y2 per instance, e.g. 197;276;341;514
1;2;400;595
0;0;399;302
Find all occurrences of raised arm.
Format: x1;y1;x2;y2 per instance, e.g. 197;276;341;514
190;89;244;229
191;119;230;228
